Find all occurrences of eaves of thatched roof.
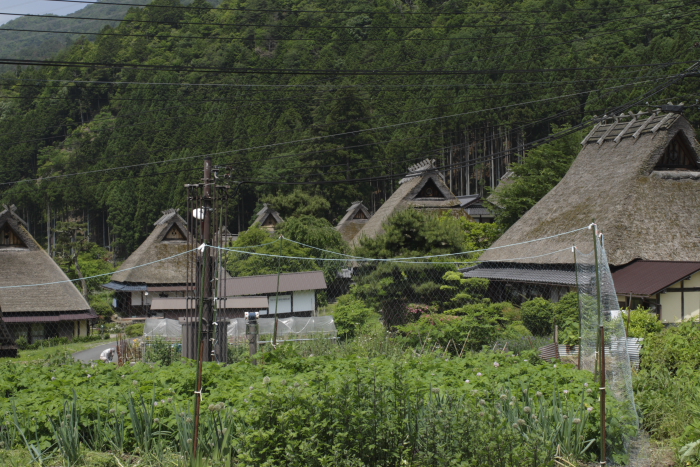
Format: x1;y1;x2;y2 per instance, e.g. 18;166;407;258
336;201;371;243
0;206;91;313
111;209;190;284
478;112;700;266
351;159;462;245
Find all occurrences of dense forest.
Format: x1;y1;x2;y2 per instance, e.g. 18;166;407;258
0;0;698;258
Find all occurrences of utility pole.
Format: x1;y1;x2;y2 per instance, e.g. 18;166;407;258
193;156;214;460
202;156;214;362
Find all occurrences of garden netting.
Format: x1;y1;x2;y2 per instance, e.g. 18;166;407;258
575;231;643;466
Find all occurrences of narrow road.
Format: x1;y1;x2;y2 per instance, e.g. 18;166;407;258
73;342;117;363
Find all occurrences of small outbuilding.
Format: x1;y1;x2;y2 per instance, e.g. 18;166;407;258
0;205;96;343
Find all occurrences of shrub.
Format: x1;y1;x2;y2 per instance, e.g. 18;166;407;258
15;336;28;350
398;305;503;353
553;292;579;325
333;295;375;339
521;297;555;336
125;323;145;338
623;306;664;339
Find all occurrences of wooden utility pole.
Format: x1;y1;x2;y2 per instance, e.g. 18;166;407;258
193;157;214;460
202;156;214;362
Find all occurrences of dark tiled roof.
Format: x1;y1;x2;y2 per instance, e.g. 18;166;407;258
462;263;577;286
456;195;480;208
150;296;268;310
612;261;700;296
220;271;327;296
2;311;97;323
103;282;148;292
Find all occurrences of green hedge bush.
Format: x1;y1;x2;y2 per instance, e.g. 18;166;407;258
125;323;145;338
521;297;555;336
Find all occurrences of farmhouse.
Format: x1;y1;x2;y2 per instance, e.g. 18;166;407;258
336;201;372;243
0;205;96;342
351;159;464;245
103;209;190;316
466;109;700;323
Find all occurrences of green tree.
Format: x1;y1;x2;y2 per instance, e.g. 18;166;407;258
484;128;585;230
262;190;331;219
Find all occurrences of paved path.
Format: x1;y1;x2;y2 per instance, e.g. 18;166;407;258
73;342;117;363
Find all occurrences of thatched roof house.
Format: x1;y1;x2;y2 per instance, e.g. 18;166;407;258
104;209;191;315
468;110;700;321
336;201;372;243
253;204;284;232
351;159;462;245
0;205;95;343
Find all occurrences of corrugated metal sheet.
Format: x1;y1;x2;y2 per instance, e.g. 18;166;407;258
220;271;327;296
541;338;643;368
612;261;700;296
539;343;559;361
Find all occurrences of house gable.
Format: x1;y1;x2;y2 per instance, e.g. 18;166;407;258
654;132;699;171
162;224;186;242
414;178;446;199
0;223;27;248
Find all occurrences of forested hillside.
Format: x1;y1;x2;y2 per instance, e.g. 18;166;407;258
0;0;698;257
0;0;223;73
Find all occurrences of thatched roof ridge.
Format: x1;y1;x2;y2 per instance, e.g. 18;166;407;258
0;206;91;313
252;204;284;230
351;161;461;245
336;201;371;243
112;210;190;284
478;113;700;266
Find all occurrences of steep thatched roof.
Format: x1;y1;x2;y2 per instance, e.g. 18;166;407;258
252;204;284;232
351;159;462;245
111;209;190;284
336;201;371;243
478;112;700;266
0;205;91;313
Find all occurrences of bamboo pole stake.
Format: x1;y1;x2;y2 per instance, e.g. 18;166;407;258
600;325;607;465
592;223;603;382
573;246;582;370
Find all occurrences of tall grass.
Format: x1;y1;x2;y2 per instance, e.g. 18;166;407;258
49;391;82;466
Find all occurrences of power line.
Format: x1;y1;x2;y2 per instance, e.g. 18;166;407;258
2;5;696;42
41;0;690;16
1;4;691;29
0;57;694;76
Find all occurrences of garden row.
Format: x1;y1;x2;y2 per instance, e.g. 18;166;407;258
0;332;631;467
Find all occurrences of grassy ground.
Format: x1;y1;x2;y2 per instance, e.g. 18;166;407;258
9;339;111;363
